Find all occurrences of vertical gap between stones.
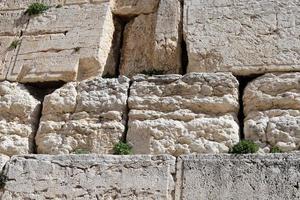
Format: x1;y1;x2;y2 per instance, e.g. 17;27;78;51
236;75;260;140
114;16;126;78
122;80;132;142
180;1;188;75
24;81;66;154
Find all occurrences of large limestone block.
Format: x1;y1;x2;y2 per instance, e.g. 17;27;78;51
120;0;181;77
127;73;240;156
244;73;300;152
111;0;159;16
0;10;27;36
0;81;41;156
6;3;117;83
184;0;300;75
35;76;130;154
2;154;175;199
175;154;300;200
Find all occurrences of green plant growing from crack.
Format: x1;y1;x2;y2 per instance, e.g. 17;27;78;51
25;3;50;16
113;141;132;155
229;140;259;154
8;40;20;50
270;146;283;153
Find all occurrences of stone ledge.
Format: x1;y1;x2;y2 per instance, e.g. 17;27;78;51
176;153;300;200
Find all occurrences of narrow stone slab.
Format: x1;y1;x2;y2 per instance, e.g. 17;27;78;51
6;3;117;83
127;73;240;156
184;0;300;75
176;154;300;200
119;0;181;77
2;154;175;199
35;76;130;154
244;73;300;152
0;81;41;156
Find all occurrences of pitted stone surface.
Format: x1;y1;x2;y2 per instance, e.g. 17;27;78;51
119;0;181;77
184;0;300;75
0;0;63;11
2;154;176;199
0;81;41;156
35;76;130;154
176;154;300;200
127;73;240;156
244;73;300;152
111;0;159;16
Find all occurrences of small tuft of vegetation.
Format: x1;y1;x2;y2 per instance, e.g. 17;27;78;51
8;40;20;50
74;149;90;154
25;3;49;16
0;173;7;189
113;141;132;155
140;69;165;76
270;146;283;153
229;140;259;154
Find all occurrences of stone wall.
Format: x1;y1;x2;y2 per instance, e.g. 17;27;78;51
0;154;299;199
0;0;300;199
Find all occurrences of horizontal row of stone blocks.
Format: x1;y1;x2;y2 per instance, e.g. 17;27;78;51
1;0;300;83
0;72;299;156
0;154;299;199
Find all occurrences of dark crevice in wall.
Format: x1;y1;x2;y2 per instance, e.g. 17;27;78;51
24;82;66;153
236;75;260;140
181;39;188;75
180;1;188;75
122;80;132;142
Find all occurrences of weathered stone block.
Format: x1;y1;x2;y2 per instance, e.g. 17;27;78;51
184;0;300;75
0;0;63;11
6;3;117;83
244;73;300;152
35;76;130;154
0;81;41;156
127;73;240;156
119;0;181;77
0;37;18;81
2;154;175;199
111;0;159;16
176;154;300;200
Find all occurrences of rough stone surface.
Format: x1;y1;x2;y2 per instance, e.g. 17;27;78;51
127;73;240;156
2;154;175;199
0;81;41;156
0;0;63;11
111;0;159;16
119;0;181;77
1;2;118;83
244;73;300;152
176;154;300;200
184;0;300;75
35;76;130;154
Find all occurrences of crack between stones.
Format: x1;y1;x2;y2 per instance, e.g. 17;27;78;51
236;75;261;140
122;80;132;142
180;0;188;75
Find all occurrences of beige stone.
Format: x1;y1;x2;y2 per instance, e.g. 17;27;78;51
184;0;300;75
0;0;63;11
0;37;18;81
2;155;175;199
35;76;130;154
127;73;240;156
0;81;41;156
111;0;159;16
0;10;27;36
6;3;117;83
119;0;181;77
244;73;300;152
